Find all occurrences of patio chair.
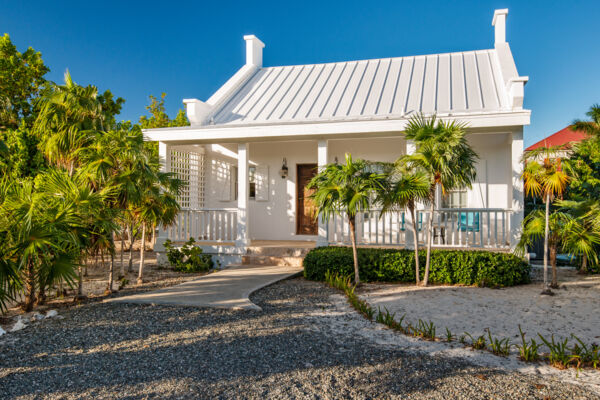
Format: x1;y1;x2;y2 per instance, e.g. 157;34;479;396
458;212;480;232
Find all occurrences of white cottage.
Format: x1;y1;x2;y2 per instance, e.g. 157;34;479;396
146;9;529;265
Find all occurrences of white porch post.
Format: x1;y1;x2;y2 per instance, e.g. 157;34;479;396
236;143;250;247
510;130;524;249
404;140;417;249
155;142;170;252
316;140;329;247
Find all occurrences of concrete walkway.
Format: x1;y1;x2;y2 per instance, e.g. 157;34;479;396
107;264;303;311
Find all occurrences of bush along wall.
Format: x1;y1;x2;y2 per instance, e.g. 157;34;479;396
303;247;530;287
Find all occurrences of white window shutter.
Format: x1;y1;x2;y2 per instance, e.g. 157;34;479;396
255;165;269;202
219;164;232;202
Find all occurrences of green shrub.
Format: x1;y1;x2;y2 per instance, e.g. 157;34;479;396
164;238;214;273
303;246;530;287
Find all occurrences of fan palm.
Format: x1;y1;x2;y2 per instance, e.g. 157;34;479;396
555;200;600;273
0;169;99;311
572;104;600;138
522;146;570;292
403;114;478;286
376;161;430;284
308;154;385;284
33;70;103;174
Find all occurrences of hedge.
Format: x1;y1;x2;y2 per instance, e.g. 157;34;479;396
303;246;530;287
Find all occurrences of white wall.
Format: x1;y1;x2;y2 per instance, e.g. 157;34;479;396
196;134;513;241
467;133;511;209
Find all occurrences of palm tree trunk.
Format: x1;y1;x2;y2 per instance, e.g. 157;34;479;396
128;224;134;273
107;233;115;294
409;204;420;285
580;253;588;274
23;259;36;312
542;193;551;293
423;198;435;286
137;223;146;285
550;243;558;288
348;216;360;285
36;284;46;306
151;224;156;247
119;226;125;278
77;265;84;298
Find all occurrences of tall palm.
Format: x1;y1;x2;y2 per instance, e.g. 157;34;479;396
33;70;103;174
572;104;600;138
135;170;181;284
522;146;570;292
308;154;385;284
376;161;430;284
403;114;478;286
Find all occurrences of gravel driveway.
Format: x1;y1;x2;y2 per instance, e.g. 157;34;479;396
0;278;596;399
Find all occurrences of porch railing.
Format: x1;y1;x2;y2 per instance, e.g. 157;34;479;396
167;208;238;243
327;208;512;249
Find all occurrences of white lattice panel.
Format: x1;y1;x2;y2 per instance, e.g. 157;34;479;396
170;148;205;209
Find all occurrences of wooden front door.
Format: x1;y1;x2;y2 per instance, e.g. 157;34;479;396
296;164;318;235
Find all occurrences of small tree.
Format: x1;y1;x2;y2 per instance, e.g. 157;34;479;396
403;114;478;286
522;147;570;293
308;154;384;285
376;161;429;284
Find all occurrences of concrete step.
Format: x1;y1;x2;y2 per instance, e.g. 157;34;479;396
241;255;305;267
245;246;313;258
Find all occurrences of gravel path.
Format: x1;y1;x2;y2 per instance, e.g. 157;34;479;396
0;278;596;399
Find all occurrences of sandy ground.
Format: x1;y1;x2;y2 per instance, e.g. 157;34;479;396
356;267;600;392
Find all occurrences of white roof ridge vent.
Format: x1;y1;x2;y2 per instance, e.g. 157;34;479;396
244;35;265;67
492;9;509;45
183;98;212;126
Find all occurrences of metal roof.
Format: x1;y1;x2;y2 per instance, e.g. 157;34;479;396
210;49;510;126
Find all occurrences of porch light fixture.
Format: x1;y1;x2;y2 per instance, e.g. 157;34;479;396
279;158;288;179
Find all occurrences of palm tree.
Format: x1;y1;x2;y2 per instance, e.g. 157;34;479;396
522;146;570;292
376;161;429;284
33;71;103;175
135;170;181;284
0;170;94;311
572;104;600;137
308;154;385;284
555;200;600;274
403;114;478;286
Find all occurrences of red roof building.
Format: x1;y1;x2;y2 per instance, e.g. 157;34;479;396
526;126;589;151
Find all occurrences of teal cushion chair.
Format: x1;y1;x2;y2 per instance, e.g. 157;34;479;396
458;211;480;232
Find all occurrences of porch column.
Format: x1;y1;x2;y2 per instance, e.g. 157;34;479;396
510;130;524;249
404;140;416;249
155;141;170;252
316;140;328;247
236;143;250;247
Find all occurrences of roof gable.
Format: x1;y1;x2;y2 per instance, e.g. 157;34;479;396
526;126;590;151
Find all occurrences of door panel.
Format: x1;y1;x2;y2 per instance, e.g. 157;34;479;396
296;164;318;235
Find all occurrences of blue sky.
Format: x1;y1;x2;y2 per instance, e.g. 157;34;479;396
2;0;598;146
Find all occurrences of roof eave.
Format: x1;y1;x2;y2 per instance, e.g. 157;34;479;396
144;110;530;143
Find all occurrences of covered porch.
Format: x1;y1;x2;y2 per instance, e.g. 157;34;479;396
155;132;522;258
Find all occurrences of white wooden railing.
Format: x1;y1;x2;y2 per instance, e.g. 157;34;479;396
167;208;237;243
328;208;512;249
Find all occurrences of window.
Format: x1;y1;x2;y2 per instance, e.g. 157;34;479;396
442;189;467;209
233;166;256;200
249;166;256;199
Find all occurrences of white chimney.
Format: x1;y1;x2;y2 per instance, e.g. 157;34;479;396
492;9;508;45
183;98;212;126
244;35;265;67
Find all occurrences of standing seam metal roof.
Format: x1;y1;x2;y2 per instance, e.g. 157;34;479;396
211;49;509;126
